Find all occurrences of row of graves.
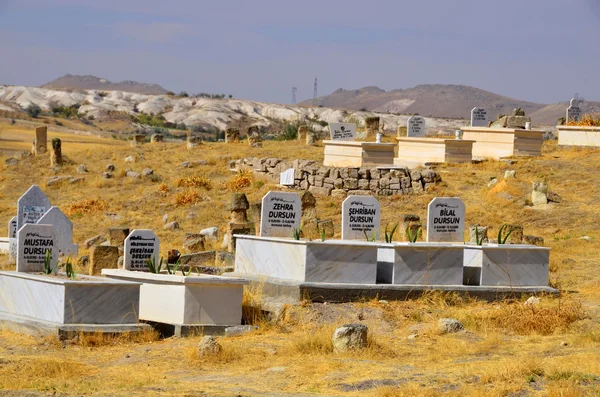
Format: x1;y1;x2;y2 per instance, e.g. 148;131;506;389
233;191;555;302
322;107;545;169
557;98;600;147
0;185;247;338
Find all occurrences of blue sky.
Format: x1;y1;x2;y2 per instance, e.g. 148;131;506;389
1;0;599;104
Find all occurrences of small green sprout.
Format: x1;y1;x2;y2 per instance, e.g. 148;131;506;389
498;224;515;244
407;226;421;243
145;256;164;274
43;250;57;275
384;223;399;243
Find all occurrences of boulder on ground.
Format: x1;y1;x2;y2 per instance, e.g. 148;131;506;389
332;324;368;353
437;318;464;334
197;336;222;356
84;234;106;249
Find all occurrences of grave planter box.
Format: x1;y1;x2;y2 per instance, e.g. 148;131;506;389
322;140;396;167
393;137;474;167
102;269;247;328
0;271;141;326
460;127;544;159
557;125;600;147
463;244;550;287
234;235;378;284
377;243;465;285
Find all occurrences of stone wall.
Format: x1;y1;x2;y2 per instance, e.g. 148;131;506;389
234;157;441;197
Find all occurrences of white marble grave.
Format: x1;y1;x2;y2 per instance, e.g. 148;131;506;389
329;123;356;141
124;229;160;271
407;116;425;137
387;243;465;285
37;207;78;257
341;195;381;240
471;107;488;127
426;197;465;243
17;185;51;232
16;224;59;273
260;191;301;238
279;168;295;186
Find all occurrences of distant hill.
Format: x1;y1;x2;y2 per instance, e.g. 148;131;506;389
42;74;168;95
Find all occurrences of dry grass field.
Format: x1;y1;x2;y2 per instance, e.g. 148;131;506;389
1;120;600;396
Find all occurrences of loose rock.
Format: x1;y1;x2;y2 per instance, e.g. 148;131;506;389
164;221;180;230
77;164;88;174
197;336;222;356
200;227;219;241
142;168;154;176
84;234;106;249
332;324;368;353
124;156;135;163
437;318;464;334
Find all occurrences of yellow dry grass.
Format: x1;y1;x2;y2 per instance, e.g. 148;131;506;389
1;121;600;395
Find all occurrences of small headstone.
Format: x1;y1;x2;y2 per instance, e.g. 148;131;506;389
341;195;381;240
8;216;17;261
8;216;17;239
407;116;425;137
260;191;301;237
329;123;356;141
16;224;58;273
566;98;581;123
123;229;160;271
17;185;51;232
89;245;120;275
50;138;62;167
108;227;130;246
37;206;78;257
470;107;488;127
279;168;295;186
32;126;47;155
426;197;466;243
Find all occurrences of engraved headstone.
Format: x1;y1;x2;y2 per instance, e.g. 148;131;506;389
279;168;295;186
426;197;466;243
329;123;356;141
16;224;58;273
342;195;381;240
8;216;17;238
260;191;301;237
566;98;581;123
124;229;160;271
470;107;488;127
407;116;425;137
17;185;51;232
8;216;17;261
37;206;78;257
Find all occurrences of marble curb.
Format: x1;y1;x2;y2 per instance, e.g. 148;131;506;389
102;269;248;286
0;271;143;286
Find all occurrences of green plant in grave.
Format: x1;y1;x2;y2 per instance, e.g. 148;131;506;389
497;224;515;244
43;249;57;275
407;226;422;243
316;223;327;242
63;257;76;279
475;226;485;246
384;223;399;243
363;229;377;242
166;258;181;275
145;256;164;274
292;228;302;241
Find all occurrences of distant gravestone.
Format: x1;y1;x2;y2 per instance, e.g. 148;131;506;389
8;216;17;261
16;224;58;273
566;98;581;123
124;229;160;271
341;195;381;240
470;107;488;127
260;191;301;237
8;216;17;238
37;206;78;257
407;116;425;137
329;123;356;141
426;197;466;243
17;185;51;232
279;168;295;186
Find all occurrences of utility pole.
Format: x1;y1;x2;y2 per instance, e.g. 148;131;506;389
292;87;297;105
312;77;318;106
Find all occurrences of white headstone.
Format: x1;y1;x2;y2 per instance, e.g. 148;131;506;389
17;185;51;232
329;123;356;141
8;216;17;238
426;197;466;243
407;116;425;137
470;107;488;127
566;98;581;123
37;206;78;257
341;195;381;240
124;229;160;271
279;168;295;186
260;191;302;237
16;224;59;273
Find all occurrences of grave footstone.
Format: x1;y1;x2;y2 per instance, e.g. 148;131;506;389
566;98;581;123
279;168;295;186
260;191;301;237
17;185;51;232
407;116;425;137
123;229;160;271
16;224;59;273
341;195;381;240
37;206;78;257
32;127;47;155
470;107;488;127
51;138;62;167
329;123;356;141
426;197;466;243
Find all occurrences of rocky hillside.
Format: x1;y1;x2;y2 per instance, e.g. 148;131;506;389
42;74;168;95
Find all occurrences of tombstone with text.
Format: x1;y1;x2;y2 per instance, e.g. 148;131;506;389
279;168;295;186
566;98;582;123
8;216;17;238
8;216;17;261
124;229;160;271
407;116;425;137
471;107;488;127
37;206;78;257
260;191;301;237
426;197;466;243
329;123;356;141
17;185;51;232
16;224;59;273
341;195;381;240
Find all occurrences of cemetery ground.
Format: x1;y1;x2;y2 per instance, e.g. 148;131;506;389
1;121;600;396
